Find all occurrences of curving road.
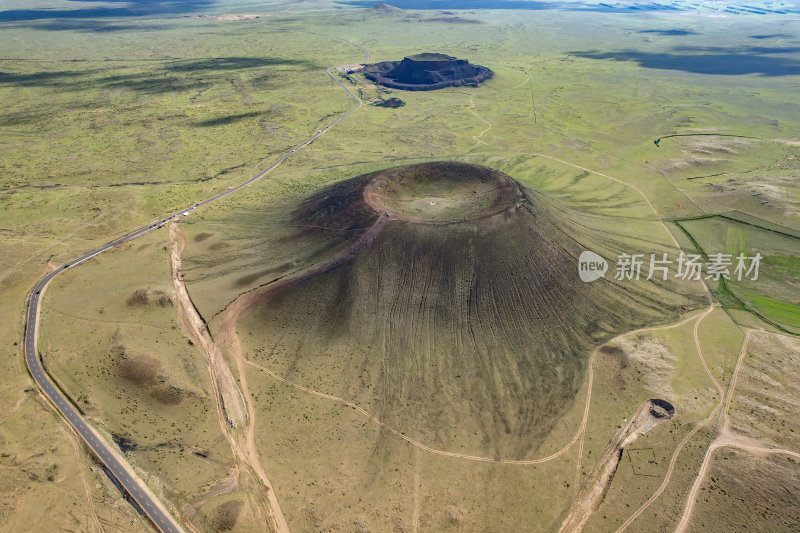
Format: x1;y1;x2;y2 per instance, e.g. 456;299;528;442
23;64;362;532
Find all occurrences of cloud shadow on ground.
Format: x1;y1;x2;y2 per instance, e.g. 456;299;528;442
0;57;316;94
571;47;800;76
192;111;263;127
639;29;696;36
0;1;214;22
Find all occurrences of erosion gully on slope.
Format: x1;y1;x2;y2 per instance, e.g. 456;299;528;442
169;220;290;533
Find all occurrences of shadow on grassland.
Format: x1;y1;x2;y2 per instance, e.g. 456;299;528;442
0;0;214;22
638;29;696;36
571;47;800;76
3;19;174;33
193;111;262;127
0;57;314;94
0;69;102;87
166;57;308;72
0;100;102;126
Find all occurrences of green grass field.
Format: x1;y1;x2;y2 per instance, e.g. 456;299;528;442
676;215;800;333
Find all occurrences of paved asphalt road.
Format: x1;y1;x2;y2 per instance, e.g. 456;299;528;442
22;65;361;532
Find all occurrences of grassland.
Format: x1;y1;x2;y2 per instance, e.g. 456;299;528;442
727;331;800;451
687;448;800;532
0;6;381;529
37;230;267;532
684;330;800;532
2;1;800;532
675;215;800;333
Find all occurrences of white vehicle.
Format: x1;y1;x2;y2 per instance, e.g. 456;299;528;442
182;211;190;216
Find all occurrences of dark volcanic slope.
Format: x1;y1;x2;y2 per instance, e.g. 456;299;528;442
363;53;493;90
238;163;684;459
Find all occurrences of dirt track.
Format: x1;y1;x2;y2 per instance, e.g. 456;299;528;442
673;330;800;533
169;222;246;429
467;96;492;145
169;221;290;533
613;306;720;533
674;427;800;533
182;466;239;526
560;399;675;532
60;424;103;533
216;314;291;533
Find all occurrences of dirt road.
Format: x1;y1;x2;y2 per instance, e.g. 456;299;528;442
674;426;800;533
613;309;731;533
672;330;800;533
169;222;247;428
170;221;290;533
560;400;675;532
